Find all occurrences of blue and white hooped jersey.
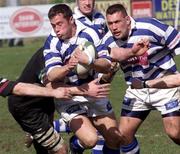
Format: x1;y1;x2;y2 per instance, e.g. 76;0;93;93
43;20;110;86
101;17;180;85
73;7;108;38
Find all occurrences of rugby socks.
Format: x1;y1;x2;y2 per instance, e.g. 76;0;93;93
103;143;120;154
70;135;84;153
91;135;140;154
91;133;104;154
53;118;71;133
120;137;140;154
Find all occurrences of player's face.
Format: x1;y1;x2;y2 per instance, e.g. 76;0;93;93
106;12;131;40
77;0;95;16
50;14;73;40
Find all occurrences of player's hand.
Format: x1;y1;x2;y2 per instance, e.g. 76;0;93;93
99;62;120;84
81;78;110;98
73;45;90;65
132;38;149;56
53;87;72;99
66;55;78;71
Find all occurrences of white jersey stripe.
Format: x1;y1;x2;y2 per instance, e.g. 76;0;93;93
101;17;180;84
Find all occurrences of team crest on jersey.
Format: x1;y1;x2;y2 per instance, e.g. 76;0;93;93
165;99;179;110
126;52;149;65
138;52;149;65
66;104;81;114
123;97;132;106
127;56;139;64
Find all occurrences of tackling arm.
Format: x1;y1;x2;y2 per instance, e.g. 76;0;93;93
12;82;72;99
50;78;110;98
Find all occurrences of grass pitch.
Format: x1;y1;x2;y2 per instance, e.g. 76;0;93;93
0;40;180;154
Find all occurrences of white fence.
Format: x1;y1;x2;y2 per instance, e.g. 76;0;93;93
0;0;130;39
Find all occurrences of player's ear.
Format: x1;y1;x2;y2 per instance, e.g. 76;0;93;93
125;16;131;25
69;16;74;24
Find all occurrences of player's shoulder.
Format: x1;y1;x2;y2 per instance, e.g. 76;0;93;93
44;32;61;50
135;17;164;26
76;20;100;37
135;17;154;22
102;31;113;42
93;10;105;19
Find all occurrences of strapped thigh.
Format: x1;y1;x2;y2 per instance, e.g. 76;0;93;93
33;126;64;153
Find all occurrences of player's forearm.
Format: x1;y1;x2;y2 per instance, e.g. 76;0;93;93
146;74;180;88
110;47;134;62
47;82;86;96
47;66;70;82
12;82;55;97
67;82;110;98
91;58;111;73
67;86;86;96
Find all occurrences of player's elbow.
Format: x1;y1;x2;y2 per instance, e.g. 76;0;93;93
47;74;58;82
174;75;180;87
47;70;60;82
93;59;111;73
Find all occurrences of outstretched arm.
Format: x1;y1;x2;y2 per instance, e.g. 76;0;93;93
75;78;110;98
131;74;180;89
0;77;72;99
50;78;110;98
12;82;72;99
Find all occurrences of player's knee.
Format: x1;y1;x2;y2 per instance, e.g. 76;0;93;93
166;129;180;145
33;127;65;153
171;137;180;145
81;133;98;148
119;129;135;145
169;134;180;145
103;130;122;148
106;136;119;147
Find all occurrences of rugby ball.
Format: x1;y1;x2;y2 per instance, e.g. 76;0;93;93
75;41;97;76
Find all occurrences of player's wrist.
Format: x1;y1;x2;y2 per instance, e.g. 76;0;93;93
142;80;149;88
130;47;136;55
65;65;73;72
77;84;87;96
49;89;56;98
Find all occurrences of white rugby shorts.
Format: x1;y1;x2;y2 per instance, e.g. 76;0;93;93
122;86;180;115
55;96;113;122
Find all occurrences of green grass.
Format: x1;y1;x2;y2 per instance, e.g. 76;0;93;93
0;40;180;154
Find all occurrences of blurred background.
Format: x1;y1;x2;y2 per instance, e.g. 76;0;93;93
0;0;179;154
0;0;179;47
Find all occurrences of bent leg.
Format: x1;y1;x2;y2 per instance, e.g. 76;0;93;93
70;114;98;148
91;132;104;154
33;126;67;154
119;116;141;154
119;109;150;144
119;109;150;154
33;140;49;154
93;112;122;148
162;111;180;145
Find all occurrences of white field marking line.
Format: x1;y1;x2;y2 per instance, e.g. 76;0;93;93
135;133;164;138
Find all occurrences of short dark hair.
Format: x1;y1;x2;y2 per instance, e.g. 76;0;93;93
106;4;128;17
48;4;73;20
